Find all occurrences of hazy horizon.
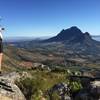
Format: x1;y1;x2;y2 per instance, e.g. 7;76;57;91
3;34;100;42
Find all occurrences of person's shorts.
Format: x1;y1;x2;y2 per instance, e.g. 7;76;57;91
0;39;3;53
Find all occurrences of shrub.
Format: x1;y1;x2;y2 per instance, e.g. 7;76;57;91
16;77;40;100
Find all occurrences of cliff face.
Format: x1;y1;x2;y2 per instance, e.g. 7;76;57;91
0;72;26;100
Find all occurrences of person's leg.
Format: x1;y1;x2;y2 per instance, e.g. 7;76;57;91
0;39;3;74
0;53;3;73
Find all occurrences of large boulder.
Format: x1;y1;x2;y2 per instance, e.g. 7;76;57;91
0;72;26;100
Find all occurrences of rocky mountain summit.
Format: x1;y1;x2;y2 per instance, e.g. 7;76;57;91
0;72;26;100
44;26;95;43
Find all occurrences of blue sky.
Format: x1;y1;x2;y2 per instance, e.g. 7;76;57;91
0;0;100;37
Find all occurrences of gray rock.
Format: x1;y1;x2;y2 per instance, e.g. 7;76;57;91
0;72;26;100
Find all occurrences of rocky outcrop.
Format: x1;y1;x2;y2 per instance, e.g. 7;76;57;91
47;76;100;100
47;83;71;100
0;72;26;100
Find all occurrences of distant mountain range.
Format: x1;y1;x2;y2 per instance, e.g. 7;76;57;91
4;32;100;43
4;37;35;42
4;36;51;43
92;36;100;41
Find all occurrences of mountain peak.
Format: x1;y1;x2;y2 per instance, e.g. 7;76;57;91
70;26;81;30
84;32;91;37
69;26;82;32
44;26;85;42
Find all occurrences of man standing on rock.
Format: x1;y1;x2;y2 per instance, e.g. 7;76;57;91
0;27;4;75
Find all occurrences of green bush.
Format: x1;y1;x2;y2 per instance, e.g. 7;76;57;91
70;81;82;92
16;77;40;100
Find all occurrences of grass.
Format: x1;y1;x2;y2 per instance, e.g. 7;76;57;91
16;70;68;100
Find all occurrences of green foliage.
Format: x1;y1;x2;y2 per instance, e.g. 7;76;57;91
51;91;61;100
70;81;82;92
16;77;40;100
15;70;84;100
15;70;68;100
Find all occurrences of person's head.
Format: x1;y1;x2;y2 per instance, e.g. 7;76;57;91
0;27;5;32
1;28;5;30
